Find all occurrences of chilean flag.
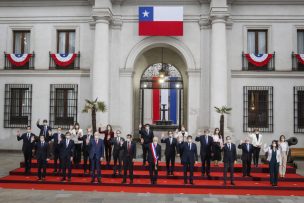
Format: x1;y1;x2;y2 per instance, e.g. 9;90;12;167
139;6;183;36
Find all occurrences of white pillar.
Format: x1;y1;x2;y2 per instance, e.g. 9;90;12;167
92;18;110;125
210;15;228;129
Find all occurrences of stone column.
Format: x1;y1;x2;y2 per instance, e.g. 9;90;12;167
209;0;229;129
91;11;112;125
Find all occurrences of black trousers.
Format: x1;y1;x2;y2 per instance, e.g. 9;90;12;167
83;149;90;172
149;162;158;182
242;158;252;176
113;150;123;174
105;144;112;164
253;147;261;166
61;157;72;179
183;162;194;181
165;154;175;173
73;144;82;165
142;144;148;164
201;155;211;175
90;155;101;179
23;149;32;173
37;158;47;178
223;161;234;183
269;162;279;185
53;146;61;172
123;157;134;181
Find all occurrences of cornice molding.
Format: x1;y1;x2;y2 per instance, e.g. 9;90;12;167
0;69;90;77
231;70;304;78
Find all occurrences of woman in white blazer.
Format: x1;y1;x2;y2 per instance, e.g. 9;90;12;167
263;140;281;187
278;135;289;178
249;128;263;167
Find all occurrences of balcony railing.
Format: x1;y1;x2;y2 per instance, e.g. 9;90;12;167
49;52;80;70
4;52;35;70
242;52;275;71
292;52;304;71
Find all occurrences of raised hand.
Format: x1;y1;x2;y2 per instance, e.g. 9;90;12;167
141;138;144;144
16;130;20;137
139;124;142;129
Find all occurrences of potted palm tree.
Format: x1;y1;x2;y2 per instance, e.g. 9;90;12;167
82;98;106;133
214;106;232;142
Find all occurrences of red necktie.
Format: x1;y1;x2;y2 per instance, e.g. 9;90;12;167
128;142;131;153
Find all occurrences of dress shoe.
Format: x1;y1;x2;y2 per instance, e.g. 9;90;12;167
247;175;253;177
91;179;95;183
190;180;194;185
68;178;71;182
130;180;133;184
37;178;42;181
207;174;212;179
242;175;246;177
61;178;66;182
231;182;235;185
171;172;174;176
201;173;205;177
121;180;126;184
98;178;101;183
184;180;188;184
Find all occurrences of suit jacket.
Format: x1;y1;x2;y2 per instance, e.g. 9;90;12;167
35;141;49;160
17;133;36;152
78;134;93;151
147;143;161;163
195;135;214;157
49;133;65;148
179;142;198;164
238;143;254;161
249;133;263;147
161;137;177;157
88;139;105;160
110;137;125;153
122;141;136;160
59;139;75;159
223;143;237;163
37;124;52;138
139;128;154;144
264;146;282;164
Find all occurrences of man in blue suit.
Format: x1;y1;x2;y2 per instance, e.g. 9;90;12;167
195;129;213;178
59;132;75;182
223;136;237;185
48;128;65;174
178;135;198;185
36;119;52;140
88;132;104;184
34;135;49;181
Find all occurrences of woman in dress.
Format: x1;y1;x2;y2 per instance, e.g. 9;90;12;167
278;135;289;178
212;128;223;166
99;124;114;167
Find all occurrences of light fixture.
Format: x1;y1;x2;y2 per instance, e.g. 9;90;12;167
159;78;165;84
159;48;167;79
175;83;180;88
143;83;147;88
250;92;255;111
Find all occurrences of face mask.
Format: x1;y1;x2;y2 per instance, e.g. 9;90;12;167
281;138;285;142
43;123;47;126
27;130;31;133
272;144;276;147
153;141;157;145
126;138;131;142
66;135;71;139
188;139;192;143
146;127;149;130
94;136;99;140
227;139;231;143
169;134;173;137
40;138;45;142
117;133;120;137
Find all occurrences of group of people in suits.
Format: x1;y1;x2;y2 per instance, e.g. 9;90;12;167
16;121;289;187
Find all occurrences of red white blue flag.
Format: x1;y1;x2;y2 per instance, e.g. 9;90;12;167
245;53;273;67
51;53;77;67
139;6;183;36
7;53;32;67
295;54;304;65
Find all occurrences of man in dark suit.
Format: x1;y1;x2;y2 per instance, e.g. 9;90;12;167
110;130;124;176
161;131;178;176
59;132;75;182
88;132;104;184
16;126;36;174
34;135;49;181
139;124;154;166
147;137;161;184
195;129;213;178
223;136;237;185
36;119;52;140
178;135;198;185
121;134;136;184
78;127;93;174
238;137;254;177
48;128;65;174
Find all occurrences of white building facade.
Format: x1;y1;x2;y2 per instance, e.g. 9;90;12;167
0;0;304;150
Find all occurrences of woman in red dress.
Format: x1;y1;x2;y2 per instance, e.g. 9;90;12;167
99;124;114;167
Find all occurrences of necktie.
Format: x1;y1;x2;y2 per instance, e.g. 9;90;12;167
189;143;191;150
247;144;249;152
44;126;47;135
128;142;131;153
229;144;231;150
42;142;44;147
170;138;172;145
27;133;30;140
117;137;120;144
206;136;208;144
66;139;69;148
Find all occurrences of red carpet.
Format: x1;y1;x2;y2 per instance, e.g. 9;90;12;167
0;160;304;196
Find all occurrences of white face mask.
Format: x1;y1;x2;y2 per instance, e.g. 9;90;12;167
126;138;131;142
94;136;99;140
43;123;47;126
272;144;276;148
188;139;192;143
153;141;157;145
66;135;71;140
169;134;173;137
227;139;231;143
